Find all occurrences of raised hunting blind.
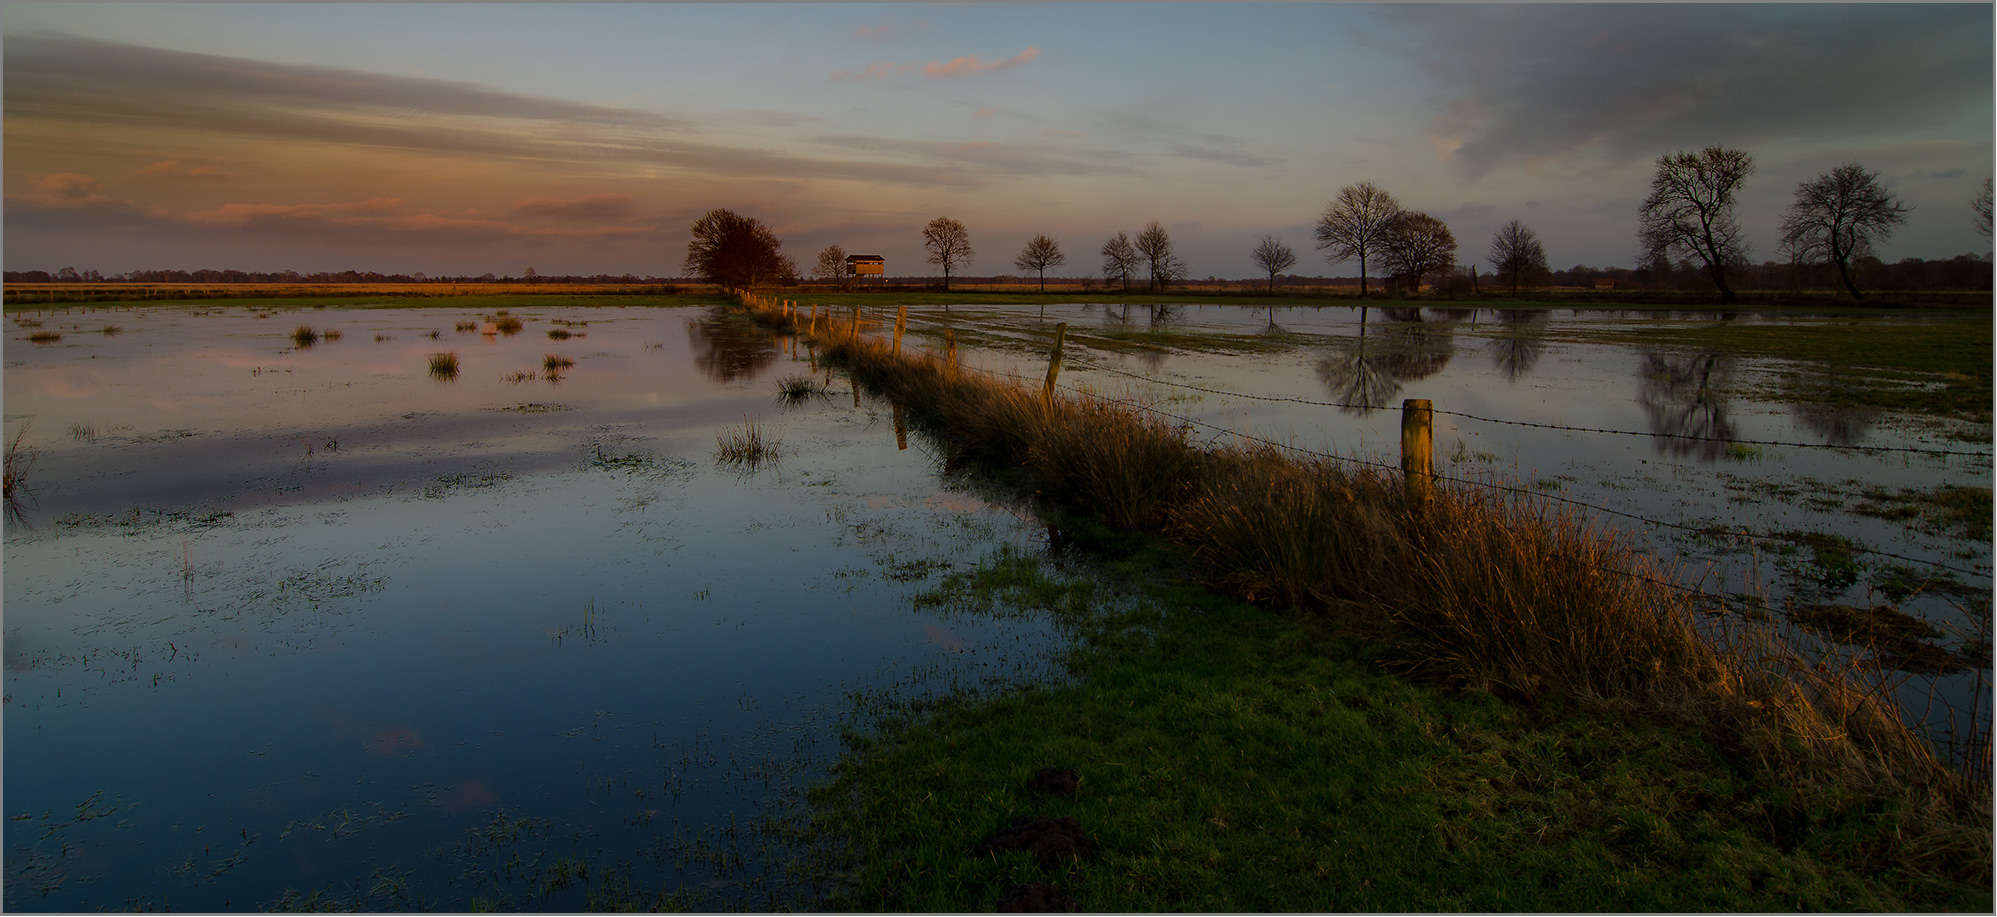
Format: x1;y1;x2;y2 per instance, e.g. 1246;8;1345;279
846;254;885;277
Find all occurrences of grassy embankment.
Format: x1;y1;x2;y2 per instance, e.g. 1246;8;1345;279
733;294;1990;912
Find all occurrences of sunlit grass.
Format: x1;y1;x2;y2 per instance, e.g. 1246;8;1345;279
775;374;830;406
733;292;1989;894
27;330;61;344
456;321;480;332
321;327;342;341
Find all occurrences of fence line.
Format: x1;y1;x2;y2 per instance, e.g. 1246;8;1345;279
750;298;1993;582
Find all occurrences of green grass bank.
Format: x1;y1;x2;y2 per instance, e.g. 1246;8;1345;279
733;293;1991;912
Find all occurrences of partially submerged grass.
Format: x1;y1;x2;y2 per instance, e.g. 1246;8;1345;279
99;323;123;336
427;351;460;381
5;423;37;522
492;314;525;335
291;325;319;348
547;328;573;340
775;374;830;406
714;416;780;467
456;321;480;332
798;547;1988;912
27;330;61;344
321;327;342;341
542;353;574;373
733;292;1990;904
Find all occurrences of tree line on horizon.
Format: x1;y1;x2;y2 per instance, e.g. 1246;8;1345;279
682;151;1991;301
16;153;1989;297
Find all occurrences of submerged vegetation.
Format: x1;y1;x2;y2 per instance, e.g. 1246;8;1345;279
735;292;1990;910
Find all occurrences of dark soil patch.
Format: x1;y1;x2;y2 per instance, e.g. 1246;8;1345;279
979;816;1096;868
1024;767;1079;797
997;881;1077;913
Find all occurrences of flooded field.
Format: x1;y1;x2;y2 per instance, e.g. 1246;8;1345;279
5;300;1991;910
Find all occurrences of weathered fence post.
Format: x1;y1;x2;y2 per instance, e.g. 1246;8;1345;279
892;306;907;356
1401;398;1434;509
945;328;958;378
809;303;819;338
851;306;862;346
1042;322;1068;408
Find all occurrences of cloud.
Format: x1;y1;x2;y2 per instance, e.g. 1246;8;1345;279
922;47;1038;79
6;34;988;191
1170;137;1282;169
829;61;909;82
511;193;637;222
1380;5;1993;179
141;160;233;180
808;133;1132;179
36;172;102;198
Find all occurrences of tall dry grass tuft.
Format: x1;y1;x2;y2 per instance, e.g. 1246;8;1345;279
1172;446;1403;608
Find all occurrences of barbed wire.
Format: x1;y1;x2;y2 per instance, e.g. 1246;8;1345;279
755;301;1993;582
1080;363;1992;459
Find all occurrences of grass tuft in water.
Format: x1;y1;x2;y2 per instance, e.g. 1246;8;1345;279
714;417;780;467
542;353;575;373
99;323;123;336
4;423;37;521
547;328;572;341
428;351;461;381
775;374;830;406
291;325;319;348
27;330;61;344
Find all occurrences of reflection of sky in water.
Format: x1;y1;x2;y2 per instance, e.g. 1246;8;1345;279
6;302;1990;907
4;306;1060;910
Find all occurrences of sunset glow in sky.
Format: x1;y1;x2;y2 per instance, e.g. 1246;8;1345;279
6;3;1992;279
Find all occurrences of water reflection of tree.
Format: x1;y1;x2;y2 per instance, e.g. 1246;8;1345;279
1637;351;1738;460
685;317;779;383
1314;311;1455;415
1791;383;1879;447
1486;310;1549;383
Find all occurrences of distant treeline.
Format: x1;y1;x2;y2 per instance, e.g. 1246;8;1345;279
6;253;1987;294
3;268;681;285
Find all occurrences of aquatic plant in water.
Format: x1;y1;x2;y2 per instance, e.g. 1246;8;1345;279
714;417;780;467
292;325;319;348
428;352;461;381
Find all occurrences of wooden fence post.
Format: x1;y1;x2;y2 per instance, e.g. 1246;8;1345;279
893;305;907;356
893;402;907;451
851;306;862;346
945;328;958;378
1401;398;1433;509
1042;322;1068;408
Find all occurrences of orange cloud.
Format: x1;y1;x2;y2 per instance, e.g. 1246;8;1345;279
511;193;636;221
36;173;102;198
142;160;233;180
922;47;1038;78
830;60;909;82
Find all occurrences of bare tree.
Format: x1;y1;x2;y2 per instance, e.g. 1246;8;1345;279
812;244;853;290
1313;182;1403;296
683;209;794;290
1379;212;1457;293
1012;234;1066;292
1779;163;1911;299
922;217;973;290
1100;232;1139;292
1486;219;1549;294
1975;176;1993;240
1250;236;1296;292
1636;146;1754;304
1133;220;1186;291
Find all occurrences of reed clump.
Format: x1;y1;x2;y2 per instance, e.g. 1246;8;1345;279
291;325;319;348
28;330;61;344
734;292;1989;885
714;416;780;467
427;351;460;381
321;328;342;341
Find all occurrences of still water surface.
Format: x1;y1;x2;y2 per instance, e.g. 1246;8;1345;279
5;301;1990;909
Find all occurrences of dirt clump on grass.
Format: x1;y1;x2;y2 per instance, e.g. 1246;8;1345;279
979;816;1096;868
1025;766;1079;797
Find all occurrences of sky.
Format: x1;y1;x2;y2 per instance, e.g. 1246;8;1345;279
5;3;1992;280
